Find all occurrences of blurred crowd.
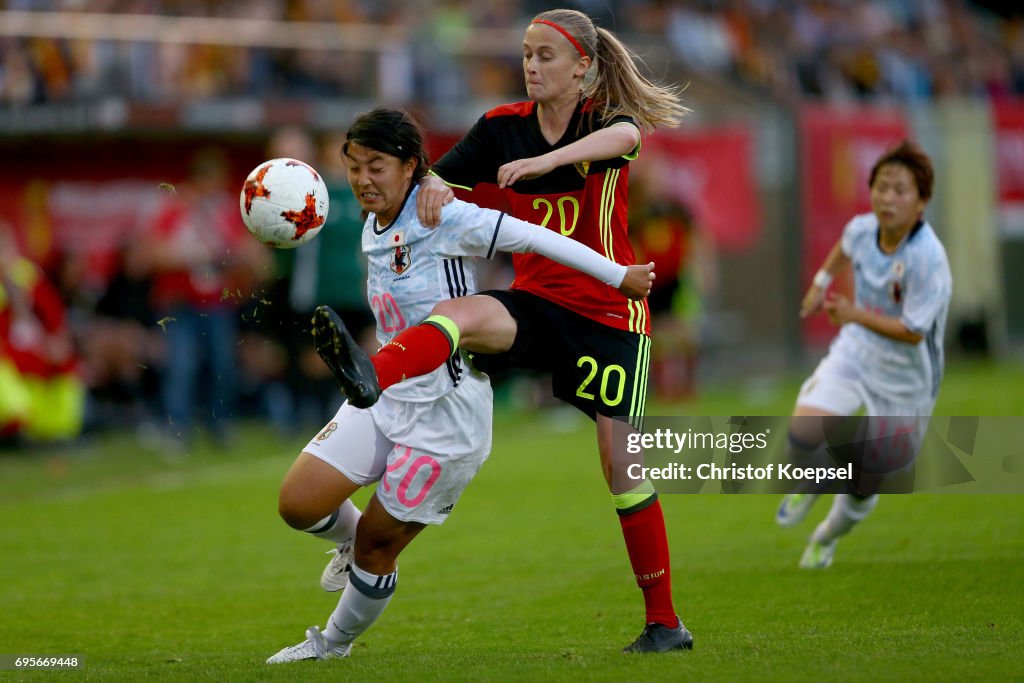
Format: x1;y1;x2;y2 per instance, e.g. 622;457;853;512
0;127;377;453
2;0;1022;106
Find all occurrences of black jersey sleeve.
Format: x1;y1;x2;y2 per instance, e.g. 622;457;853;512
432;115;499;190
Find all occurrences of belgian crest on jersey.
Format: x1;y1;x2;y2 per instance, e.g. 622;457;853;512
389;231;411;275
574;160;591;177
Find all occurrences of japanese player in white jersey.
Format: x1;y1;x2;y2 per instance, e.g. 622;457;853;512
775;140;952;569
266;107;655;663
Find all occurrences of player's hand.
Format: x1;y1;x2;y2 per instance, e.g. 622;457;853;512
619;262;655;300
497;154;557;188
823;292;856;326
416;174;454;228
799;285;826;318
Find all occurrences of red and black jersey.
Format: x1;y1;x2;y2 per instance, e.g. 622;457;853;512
433;99;650;335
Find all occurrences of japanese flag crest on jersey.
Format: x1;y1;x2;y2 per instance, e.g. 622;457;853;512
389;231;411;275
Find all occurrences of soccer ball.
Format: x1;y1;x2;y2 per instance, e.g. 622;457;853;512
239;157;329;249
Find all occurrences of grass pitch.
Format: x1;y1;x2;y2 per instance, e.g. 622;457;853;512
0;360;1022;681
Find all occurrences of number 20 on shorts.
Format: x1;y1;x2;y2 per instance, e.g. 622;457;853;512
382;446;442;507
576;356;626;407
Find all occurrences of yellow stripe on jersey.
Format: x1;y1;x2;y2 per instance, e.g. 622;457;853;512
607;168;620;261
598;167;649;334
598;169;615;261
628;298;648;335
599;168;649;333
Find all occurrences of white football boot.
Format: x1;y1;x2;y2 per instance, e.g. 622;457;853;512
799;537;838;569
320;543;353;592
266;626;351;664
775;493;820;528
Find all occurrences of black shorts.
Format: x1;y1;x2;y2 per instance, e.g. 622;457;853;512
471;290;651;421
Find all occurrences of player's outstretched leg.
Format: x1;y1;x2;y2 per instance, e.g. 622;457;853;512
623;617;694;653
312;306;381;409
266;625;351;663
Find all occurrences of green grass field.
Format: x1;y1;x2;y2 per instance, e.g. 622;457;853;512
1;360;1022;681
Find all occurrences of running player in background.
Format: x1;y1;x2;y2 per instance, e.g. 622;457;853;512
775;141;952;568
266;107;653;663
317;8;693;653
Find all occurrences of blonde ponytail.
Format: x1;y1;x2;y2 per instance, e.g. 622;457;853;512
591;27;689;132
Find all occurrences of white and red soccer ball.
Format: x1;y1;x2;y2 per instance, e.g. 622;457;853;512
240;157;328;248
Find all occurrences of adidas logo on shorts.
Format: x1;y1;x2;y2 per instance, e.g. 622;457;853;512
437;504;454;516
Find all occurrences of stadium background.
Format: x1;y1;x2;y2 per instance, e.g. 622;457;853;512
0;2;1022;681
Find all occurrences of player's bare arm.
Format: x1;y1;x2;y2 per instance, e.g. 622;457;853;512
497;122;640;188
823;293;923;344
800;242;851;318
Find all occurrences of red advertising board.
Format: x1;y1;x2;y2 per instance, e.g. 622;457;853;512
799;104;909;346
993;101;1024;238
634;126;760;253
994;101;1024;203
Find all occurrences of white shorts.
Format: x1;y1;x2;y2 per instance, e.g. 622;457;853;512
797;352;934;474
303;374;492;525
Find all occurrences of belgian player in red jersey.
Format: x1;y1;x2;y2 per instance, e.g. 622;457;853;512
315;9;691;652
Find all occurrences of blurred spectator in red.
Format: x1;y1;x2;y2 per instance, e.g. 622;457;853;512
0;227;84;445
629;177;716;402
136;149;271;452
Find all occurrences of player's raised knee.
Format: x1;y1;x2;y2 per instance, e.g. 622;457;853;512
277;487;320;530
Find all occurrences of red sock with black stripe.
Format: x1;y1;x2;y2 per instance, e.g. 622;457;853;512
618;498;678;628
371;314;459;390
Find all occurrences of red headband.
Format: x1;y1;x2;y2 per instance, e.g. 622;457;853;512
531;19;587;58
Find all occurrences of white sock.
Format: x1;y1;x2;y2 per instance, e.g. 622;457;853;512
303;500;361;545
323;561;397;645
812;494;879;543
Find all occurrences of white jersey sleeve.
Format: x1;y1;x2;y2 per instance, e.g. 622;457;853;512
840;214;871;256
434;199;627;287
900;239;952;335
